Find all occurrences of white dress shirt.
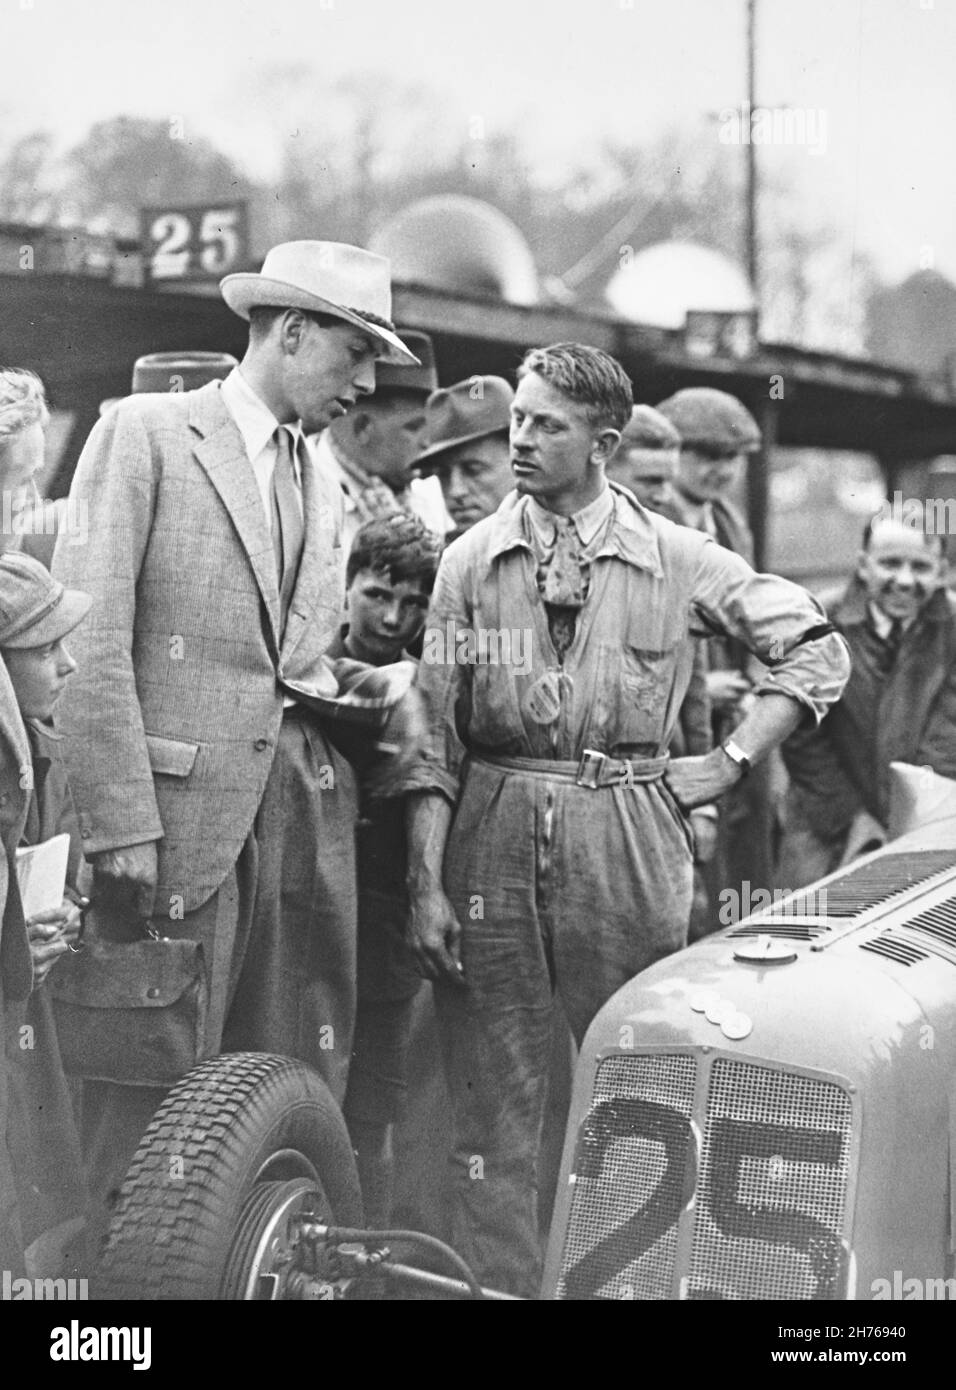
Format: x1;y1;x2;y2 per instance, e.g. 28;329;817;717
219;368;304;528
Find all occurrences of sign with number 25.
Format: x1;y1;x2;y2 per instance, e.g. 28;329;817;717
141;202;249;284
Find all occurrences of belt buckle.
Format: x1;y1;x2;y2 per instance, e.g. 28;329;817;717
576;748;607;789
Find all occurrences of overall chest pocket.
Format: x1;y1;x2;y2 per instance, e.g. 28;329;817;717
616;606;684;745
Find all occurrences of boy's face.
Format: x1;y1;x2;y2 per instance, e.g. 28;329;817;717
607;446;677;511
857;520;947;624
3;636;78;720
345;566;431;664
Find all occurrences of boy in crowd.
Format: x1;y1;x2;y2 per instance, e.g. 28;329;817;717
0;552;92;1271
327;514;442;1225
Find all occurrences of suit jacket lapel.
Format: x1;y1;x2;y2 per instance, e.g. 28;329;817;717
190;385;281;645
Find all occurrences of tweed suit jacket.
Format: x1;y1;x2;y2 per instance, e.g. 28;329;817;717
52;381;345;917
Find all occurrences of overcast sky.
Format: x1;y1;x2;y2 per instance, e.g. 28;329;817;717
4;0;955;282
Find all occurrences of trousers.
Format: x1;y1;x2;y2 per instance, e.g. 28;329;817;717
82;712;358;1247
434;757;693;1298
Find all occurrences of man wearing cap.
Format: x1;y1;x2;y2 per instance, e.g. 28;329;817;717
657;387;776;920
52;241;421;1218
416;375;514;538
403;343;850;1296
0;371;49;1272
314;330;449;551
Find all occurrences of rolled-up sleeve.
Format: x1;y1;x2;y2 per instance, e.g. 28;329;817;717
690;539;851;724
397;546;475;804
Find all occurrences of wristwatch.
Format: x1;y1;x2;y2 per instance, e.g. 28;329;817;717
720;738;752;778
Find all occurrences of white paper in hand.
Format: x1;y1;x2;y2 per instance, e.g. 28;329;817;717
15;833;70;918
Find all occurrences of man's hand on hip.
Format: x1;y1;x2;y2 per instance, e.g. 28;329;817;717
408;886;465;987
664;750;742;811
92;841;159;918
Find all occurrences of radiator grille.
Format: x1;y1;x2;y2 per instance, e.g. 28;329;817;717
686;1060;852;1300
556;1053;696;1300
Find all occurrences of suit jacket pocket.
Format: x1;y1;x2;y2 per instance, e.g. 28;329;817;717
145;732;200;778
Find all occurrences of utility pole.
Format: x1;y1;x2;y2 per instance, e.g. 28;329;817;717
746;0;759;332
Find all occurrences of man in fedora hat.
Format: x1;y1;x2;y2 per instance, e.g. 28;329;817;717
416;375;514;537
52;240;421;1226
314;329;449;551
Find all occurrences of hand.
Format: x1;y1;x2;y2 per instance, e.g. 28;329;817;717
92;841;158;918
689;810;719;865
665;750;742;812
408;885;465;987
26;909;72;986
706;669;752;714
364;687;427;799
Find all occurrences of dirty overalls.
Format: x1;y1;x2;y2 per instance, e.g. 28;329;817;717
406;486;848;1297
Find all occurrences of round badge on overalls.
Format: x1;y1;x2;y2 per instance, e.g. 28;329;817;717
522;670;563;725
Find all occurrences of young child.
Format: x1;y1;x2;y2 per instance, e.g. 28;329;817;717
0;551;92;1273
327;514;441;1227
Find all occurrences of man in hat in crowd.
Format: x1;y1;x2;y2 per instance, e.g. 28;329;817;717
0;369;52;1272
402;342;850;1296
52;240;422;1231
780;514;956;885
657;386;776;919
313;329;449;551
415;376;514;540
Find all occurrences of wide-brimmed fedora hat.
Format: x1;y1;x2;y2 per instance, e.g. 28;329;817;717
0;552;92;649
417;376;514;471
374;331;438;395
220;241;420;367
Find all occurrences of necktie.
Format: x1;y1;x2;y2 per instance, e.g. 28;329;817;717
271;427;305;635
880;616;905;673
540;517;585;661
541;518;585;607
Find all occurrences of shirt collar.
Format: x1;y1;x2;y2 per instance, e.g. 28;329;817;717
526;486;615;548
487;484;663;577
220;367;305;463
867;600;916;639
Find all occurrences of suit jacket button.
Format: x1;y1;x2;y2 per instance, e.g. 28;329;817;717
254;738;269;751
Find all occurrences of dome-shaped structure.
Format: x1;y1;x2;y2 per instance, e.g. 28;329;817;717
605;240;754;329
370;196;539;305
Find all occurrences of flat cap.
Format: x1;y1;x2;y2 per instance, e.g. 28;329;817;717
656;388;761;452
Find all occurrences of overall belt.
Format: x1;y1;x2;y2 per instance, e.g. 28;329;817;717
473;749;669;789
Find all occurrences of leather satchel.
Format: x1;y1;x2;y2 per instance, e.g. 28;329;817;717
51;917;207;1088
